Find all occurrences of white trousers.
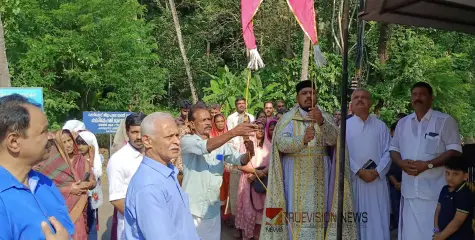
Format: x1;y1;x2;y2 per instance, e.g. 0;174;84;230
398;197;437;240
193;214;221;240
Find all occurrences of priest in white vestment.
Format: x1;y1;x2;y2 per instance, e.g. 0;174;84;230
389;82;462;240
346;89;391;240
260;80;357;240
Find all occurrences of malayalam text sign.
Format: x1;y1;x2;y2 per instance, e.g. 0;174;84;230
83;112;131;134
0;87;44;109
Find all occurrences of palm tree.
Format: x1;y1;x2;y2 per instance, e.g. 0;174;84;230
168;0;198;103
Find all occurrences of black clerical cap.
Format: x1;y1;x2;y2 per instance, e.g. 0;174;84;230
296;80;315;94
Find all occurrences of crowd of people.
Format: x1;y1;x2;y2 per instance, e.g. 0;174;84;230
0;80;473;240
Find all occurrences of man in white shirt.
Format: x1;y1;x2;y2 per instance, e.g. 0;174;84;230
263;101;274;119
107;112;146;239
181;103;256;240
346;89;391;240
275;99;286;113
226;97;255;225
389;82;462;240
226;97;255;150
227;97;255;129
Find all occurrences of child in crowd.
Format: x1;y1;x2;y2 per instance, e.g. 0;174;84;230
433;156;474;240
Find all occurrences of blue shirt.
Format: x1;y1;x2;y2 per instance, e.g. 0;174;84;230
438;183;474;240
124;156;199;240
180;134;244;219
0;167;74;239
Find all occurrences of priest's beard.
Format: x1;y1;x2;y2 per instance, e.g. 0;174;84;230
300;106;310;112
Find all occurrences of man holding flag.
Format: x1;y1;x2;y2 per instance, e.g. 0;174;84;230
260;81;357;240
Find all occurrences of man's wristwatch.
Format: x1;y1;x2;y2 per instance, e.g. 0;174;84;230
428;162;434;169
433;228;440;233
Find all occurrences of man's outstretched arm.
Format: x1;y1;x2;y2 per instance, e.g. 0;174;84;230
181;123;257;155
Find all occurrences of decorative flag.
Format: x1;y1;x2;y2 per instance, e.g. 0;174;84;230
287;0;326;67
241;0;265;70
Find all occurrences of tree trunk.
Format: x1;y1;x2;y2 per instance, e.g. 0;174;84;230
374;23;391;115
285;14;293;58
0;14;11;87
354;0;366;87
377;23;390;65
168;0;198;103
300;36;310;81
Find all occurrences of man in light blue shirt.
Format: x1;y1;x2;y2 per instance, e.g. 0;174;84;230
124;112;199;240
181;103;257;240
0;94;74;240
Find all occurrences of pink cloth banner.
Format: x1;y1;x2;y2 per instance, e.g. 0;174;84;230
287;0;319;45
241;0;263;50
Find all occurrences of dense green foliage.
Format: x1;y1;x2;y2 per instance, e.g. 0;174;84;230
1;0;168;129
2;0;475;137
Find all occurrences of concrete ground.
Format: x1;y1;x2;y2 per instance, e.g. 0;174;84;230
97;179;112;240
98;179;396;240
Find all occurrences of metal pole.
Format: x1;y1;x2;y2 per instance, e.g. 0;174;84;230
336;0;349;239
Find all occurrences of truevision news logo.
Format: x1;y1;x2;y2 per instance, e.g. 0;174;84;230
264;208;368;232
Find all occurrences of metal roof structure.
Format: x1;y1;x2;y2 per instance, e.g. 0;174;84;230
360;0;475;34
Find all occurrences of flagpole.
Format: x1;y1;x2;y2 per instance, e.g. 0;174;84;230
354;0;365;88
336;0;349;238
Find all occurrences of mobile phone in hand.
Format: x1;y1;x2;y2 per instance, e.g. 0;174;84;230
83;172;90;182
363;159;377;170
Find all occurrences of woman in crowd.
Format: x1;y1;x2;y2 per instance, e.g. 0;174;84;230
210;113;228;137
237;114;252;152
173;118;189;184
40;130;96;240
77;131;104;240
229;114;252;237
63;120;86;132
266;119;277;139
235;120;272;239
256;110;267;123
210;113;232;223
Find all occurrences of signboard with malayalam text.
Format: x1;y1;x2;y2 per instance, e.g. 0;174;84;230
0;87;44;110
82;112;131;134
